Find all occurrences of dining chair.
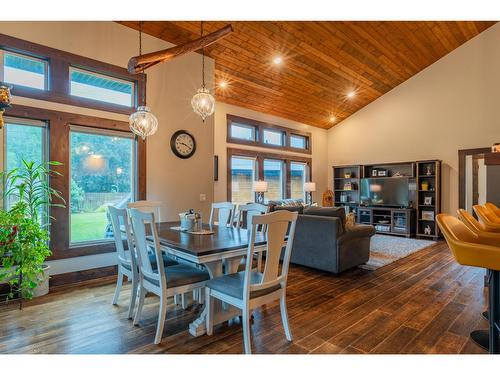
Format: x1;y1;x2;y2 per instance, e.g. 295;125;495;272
205;210;298;354
108;206;138;319
127;200;162;223
209;202;236;227
236;203;269;271
129;208;210;344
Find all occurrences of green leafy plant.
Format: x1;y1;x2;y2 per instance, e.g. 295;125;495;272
0;160;65;300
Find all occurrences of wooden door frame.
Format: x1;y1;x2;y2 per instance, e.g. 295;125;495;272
458;147;490;210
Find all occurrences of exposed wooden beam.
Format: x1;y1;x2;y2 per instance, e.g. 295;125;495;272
127;24;233;73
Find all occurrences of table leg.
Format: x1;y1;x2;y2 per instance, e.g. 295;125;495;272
188;256;243;337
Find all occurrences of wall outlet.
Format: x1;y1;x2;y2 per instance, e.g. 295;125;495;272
199;194;207;202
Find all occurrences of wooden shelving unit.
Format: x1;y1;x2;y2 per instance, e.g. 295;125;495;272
332;165;361;218
416;160;441;240
332;160;441;238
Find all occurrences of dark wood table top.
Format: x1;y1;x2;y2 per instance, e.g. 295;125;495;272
149;221;266;257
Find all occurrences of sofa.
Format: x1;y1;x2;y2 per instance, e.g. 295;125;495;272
269;201;375;274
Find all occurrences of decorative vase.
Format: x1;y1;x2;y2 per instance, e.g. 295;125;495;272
421;181;429;191
33;264;50;298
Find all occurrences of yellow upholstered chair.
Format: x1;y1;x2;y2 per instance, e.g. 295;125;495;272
473;205;500;232
458;209;500;238
485;202;500;218
437;214;500;353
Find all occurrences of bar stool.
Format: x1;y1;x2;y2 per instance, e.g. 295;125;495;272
437;214;500;353
485;203;500;219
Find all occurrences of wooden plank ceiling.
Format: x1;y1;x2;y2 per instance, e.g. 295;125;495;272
118;21;496;129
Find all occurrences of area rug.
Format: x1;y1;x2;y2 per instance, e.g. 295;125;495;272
360;234;436;270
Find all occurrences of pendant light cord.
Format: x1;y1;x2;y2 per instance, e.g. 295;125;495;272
139;21;146;106
201;21;205;88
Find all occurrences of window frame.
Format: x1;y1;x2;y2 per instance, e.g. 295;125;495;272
229;155;258;205
0;33;145;115
290;161;310;201
226;114;312;155
0;49;49;91
68;125;137;247
227;148;312;203
263;158;285;202
5;104;146;261
229;122;257;142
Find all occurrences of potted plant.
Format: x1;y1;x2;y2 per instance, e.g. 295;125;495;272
0;160;64;300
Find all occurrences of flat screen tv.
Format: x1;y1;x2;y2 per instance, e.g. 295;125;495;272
360;178;410;207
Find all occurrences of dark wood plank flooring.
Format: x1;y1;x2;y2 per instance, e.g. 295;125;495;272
0;242;489;354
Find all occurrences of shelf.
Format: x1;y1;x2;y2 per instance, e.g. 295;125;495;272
418;205;435;207
417;233;438;238
365;176;413;179
418;219;435;222
334;189;358;192
418;174;435;177
418;190;436;193
334;177;358;180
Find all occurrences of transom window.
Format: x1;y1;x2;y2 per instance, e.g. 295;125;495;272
230;123;256;142
69;67;135;107
0;50;48;90
290;134;307;149
263;129;284;146
227;115;311;154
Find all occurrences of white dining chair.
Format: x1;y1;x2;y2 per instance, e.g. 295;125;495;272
127;200;162;222
108;206;138;319
209;202;236;227
205;210;298;354
236;203;269;271
129;208;210;344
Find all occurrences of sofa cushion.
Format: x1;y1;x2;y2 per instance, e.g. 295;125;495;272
272;205;304;214
303;206;346;230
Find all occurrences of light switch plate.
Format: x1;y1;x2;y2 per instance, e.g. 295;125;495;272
199;194;206;202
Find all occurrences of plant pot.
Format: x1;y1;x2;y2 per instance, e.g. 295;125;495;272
33;264;50;298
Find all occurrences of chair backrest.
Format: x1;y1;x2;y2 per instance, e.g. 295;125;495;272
243;210;298;299
485;202;500;217
129;208;166;290
209;202;236;227
437;213;500;271
108;206;135;269
237;203;269;231
474;205;500;227
127;200;162;223
457;209;486;233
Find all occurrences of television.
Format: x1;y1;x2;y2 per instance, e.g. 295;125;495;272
360;178;410;207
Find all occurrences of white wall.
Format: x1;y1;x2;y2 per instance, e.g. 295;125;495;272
327;22;500;215
214;102;329;204
0;21;214;274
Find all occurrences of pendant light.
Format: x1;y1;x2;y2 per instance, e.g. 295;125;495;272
129;22;158;140
191;21;215;122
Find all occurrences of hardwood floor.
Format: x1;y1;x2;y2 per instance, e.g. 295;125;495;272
0;242;489;354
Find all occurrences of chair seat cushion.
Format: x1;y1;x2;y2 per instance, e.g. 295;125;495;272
206;271;281;300
144;263;209;288
122;253;178;272
151;253;178;269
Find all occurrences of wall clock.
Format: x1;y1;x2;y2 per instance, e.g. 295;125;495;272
170;130;196;159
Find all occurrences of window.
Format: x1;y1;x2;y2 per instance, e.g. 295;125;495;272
290;162;308;200
230;156;257;205
263;159;284;202
263;129;283;146
1;50;48;90
70;127;136;244
227;115;311;154
230;123;256;141
69;67;135;107
290;134;307;149
2;117;47;210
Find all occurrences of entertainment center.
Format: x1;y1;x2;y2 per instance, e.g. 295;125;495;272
332;160;441;239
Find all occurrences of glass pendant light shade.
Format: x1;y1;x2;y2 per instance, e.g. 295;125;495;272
191;86;215;121
129;106;158;140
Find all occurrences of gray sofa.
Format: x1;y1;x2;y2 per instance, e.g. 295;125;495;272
270;203;375;274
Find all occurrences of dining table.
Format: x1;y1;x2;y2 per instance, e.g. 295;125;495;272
146;221;267;337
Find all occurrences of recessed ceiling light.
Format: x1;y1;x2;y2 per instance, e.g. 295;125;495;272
347;91;356;99
329;115;336;123
273;56;283;65
219;81;227;88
